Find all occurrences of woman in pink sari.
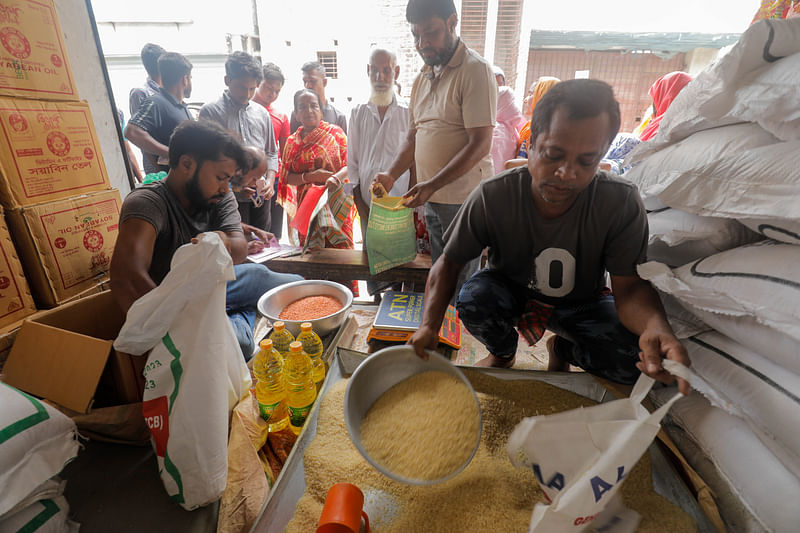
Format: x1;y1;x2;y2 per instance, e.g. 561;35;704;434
277;89;354;249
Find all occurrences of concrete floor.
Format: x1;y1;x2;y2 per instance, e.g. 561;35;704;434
62;440;218;532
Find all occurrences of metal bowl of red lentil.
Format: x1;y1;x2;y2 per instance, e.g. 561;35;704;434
257;279;353;337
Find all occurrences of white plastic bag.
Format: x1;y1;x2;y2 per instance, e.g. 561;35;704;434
113;232;252;510
507;373;681;532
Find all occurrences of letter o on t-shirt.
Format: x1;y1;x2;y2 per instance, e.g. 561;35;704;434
534;248;576;298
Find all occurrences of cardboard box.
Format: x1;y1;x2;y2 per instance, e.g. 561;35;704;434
7;189;120;308
0;0;77;100
0;207;35;327
0;98;110;208
2;289;145;413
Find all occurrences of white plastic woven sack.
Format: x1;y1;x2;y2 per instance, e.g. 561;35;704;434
727;52;800;141
657;140;800;221
113;232;252;510
651;388;800;533
635;17;800;154
646;208;762;267
740;217;800;245
639;241;800;374
0;383;78;517
0;495;78;533
623;123;777;199
671;333;800;478
507;372;681;532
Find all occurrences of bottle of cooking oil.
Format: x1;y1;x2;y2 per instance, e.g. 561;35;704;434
269;321;295;358
252;339;289;432
297;322;325;393
284;341;316;435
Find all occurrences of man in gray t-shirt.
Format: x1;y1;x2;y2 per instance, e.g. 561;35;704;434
111;121;302;360
408;79;690;393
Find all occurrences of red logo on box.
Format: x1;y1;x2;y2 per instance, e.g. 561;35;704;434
50;54;62;67
0;276;9;289
8;113;27;133
46;131;70;157
83;147;94;160
83;230;103;252
0;27;30;59
54;237;66;249
142;396;169;457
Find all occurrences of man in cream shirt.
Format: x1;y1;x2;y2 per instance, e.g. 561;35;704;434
375;0;497;296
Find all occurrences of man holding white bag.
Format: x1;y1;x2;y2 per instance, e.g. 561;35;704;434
111;120;302;360
409;79;690;394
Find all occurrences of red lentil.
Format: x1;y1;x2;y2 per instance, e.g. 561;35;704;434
279;295;343;321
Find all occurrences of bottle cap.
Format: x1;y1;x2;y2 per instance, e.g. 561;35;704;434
274;321;284;330
259;339;273;350
289;341;302;352
301;322;312;331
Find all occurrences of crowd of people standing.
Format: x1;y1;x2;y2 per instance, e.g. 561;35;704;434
113;0;692;394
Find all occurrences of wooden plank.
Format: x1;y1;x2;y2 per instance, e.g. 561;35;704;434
265;249;431;286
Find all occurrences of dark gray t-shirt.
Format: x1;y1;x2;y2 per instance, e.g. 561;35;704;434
120;181;243;284
444;167;647;304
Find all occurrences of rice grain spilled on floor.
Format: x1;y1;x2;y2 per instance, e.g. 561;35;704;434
360;370;480;481
285;372;697;533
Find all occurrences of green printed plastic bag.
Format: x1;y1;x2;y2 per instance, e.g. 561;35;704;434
366;195;416;275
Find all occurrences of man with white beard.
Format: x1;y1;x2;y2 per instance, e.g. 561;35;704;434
347;48;413;293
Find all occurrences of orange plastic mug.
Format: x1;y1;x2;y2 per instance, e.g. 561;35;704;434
316;482;371;533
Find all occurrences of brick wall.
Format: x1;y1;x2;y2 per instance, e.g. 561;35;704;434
524;49;687;132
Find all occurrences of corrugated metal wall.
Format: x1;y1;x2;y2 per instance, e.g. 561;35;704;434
524;49;687;132
494;0;524;87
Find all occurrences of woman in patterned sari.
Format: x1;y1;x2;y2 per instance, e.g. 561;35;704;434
277;89;354;249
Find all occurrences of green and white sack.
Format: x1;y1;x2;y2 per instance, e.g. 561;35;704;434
114;233;252;510
365;195;416;275
0;383;78;517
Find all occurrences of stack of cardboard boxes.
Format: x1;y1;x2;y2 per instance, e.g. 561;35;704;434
0;0;121;317
0;1;143;439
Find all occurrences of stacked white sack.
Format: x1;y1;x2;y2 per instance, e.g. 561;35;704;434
639;241;800;376
651;387;800;533
0;479;79;533
624;19;800;240
0;382;79;527
640;242;800;531
629;17;800;156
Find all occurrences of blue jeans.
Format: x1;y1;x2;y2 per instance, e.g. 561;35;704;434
456;269;641;384
425;202;481;301
226;263;303;361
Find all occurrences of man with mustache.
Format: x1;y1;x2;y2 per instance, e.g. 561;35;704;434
374;0;497;300
111;121;302;360
408;80;690;395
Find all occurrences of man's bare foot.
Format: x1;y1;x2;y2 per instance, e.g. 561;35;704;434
474;354;516;368
546;335;570;372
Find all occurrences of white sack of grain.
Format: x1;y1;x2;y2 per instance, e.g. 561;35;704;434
639;241;800;374
651;387;800;533
646;208;762;267
114;232;252;510
655;140;800;221
740;217;800;245
674;333;800;479
507;372;681;532
0;495;79;533
0;383;78;517
624;123;777;199
630;17;800;157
